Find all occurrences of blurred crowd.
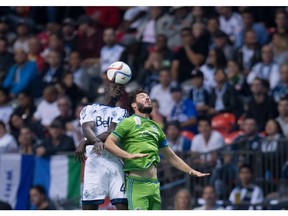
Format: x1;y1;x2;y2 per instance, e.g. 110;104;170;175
1;6;288;210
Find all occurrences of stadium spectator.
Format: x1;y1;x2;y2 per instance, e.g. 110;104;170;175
139;51;163;92
13;90;36;124
235;8;269;49
150;68;174;118
2;48;37;97
191;117;225;166
0;120;17;153
218;6;243;43
188;69;210;116
84;6;121;30
261;119;286;180
199;47;227;89
61;18;77;63
120;6;149;34
54;95;74;128
161;7;193;50
193;185;223;210
168;85;198;133
13;19;31;53
136;7;166;50
18;126;40;154
0;16;16;46
208;68;243;118
192;21;210;48
247;45;280;90
35;119;75;156
271;9;288;34
37;22;61;49
227;164;264;210
276;97;288;138
27;36;45;72
152;34;174;67
226;60;250;97
171;27;208;84
245;78;278;132
150;99;166;129
67;51;90;93
66;103;85;147
99;28;125;75
0;87;13;125
206;16;220;47
271;32;288;66
174;188;193;210
212;30;235;61
29;185;56;210
272;63;288;103
191;6;207;24
119;33;148;81
235;29;261;76
76;15;103;65
41;33;64;61
0;38;14;83
33;85;60;128
166;120;192;152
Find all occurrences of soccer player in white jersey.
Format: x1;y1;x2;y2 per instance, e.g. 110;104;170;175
75;82;129;210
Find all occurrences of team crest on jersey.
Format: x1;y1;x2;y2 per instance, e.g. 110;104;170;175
111;110;117;117
134;116;141;126
151;125;158;133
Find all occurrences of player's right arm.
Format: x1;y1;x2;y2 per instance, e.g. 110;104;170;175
105;134;148;159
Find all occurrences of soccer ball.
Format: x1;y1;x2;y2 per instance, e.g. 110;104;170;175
107;61;132;85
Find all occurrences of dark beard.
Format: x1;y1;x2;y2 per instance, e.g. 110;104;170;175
136;102;152;114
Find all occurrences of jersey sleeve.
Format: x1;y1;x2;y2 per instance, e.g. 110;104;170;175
112;118;130;141
79;105;94;125
158;126;168;149
112;108;129;124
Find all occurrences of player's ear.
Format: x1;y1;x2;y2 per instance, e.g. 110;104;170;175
131;102;137;110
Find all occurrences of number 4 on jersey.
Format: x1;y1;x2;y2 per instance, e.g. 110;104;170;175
120;183;126;194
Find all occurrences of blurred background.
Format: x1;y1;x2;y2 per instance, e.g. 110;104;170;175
0;6;288;210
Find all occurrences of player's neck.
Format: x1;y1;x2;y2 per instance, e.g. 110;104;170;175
103;98;117;107
135;112;150;118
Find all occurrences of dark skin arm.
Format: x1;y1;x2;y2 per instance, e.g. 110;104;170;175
74;122;117;163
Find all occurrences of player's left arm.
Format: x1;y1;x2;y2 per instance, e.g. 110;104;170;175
159;146;210;177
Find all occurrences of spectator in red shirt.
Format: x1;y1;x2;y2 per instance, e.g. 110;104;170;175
28;37;45;72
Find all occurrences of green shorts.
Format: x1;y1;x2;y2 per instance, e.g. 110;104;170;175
126;175;161;210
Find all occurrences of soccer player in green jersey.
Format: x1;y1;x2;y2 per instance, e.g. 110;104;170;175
104;89;210;210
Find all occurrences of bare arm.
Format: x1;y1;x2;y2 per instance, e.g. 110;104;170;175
184;46;205;67
159;146;210;177
171;60;179;82
105;134;148;159
180;117;197;128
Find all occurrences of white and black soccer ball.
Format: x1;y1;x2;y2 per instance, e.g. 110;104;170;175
107;61;132;85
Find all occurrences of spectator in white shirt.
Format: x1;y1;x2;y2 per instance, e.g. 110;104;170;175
0;88;13;126
150;68;174;118
247;45;280;90
218;6;243;43
227;164;264;210
0;120;17;153
100;28;125;78
193;185;224;210
191;117;225;166
33;85;60;128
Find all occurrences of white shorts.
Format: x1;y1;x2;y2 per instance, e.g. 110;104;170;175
82;147;127;206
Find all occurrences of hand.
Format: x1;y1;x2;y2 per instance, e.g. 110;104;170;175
188;170;210;177
127;153;149;159
74;139;87;163
92;141;104;156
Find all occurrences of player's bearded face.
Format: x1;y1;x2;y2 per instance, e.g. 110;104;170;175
136;102;153;114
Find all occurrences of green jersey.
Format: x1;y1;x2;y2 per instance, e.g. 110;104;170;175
112;114;168;172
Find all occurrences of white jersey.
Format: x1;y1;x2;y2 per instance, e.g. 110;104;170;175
79;103;129;159
79;103;129;203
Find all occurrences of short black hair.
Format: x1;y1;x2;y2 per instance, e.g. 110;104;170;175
128;88;147;114
166;120;181;130
239;164;253;173
30;185;47;196
0;120;6;130
197;116;211;126
279;96;288;103
0;87;9;96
